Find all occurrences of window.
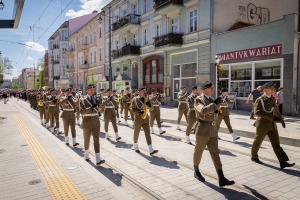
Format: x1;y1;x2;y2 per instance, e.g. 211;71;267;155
90;34;92;44
90;53;93;63
171;18;178;33
144;29;149;45
174;65;180;78
152;61;157;83
99;27;102;38
231;64;252;80
94;51;96;63
189;10;198;32
124;36;127;45
133;34;137;45
99;48;102;61
116;40;119;50
158;60;163;82
132;4;137;15
85;36;87;44
156;23;162;36
144;0;148;14
94;31;96;42
123;9;127;17
181;63;196;77
145;62;150;83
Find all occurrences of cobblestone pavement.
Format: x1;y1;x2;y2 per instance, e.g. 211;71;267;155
1;98;300;200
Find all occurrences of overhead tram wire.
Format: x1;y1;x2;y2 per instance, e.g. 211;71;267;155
16;0;53;67
18;0;75;69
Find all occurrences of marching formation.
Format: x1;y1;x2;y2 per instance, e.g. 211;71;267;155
4;80;295;188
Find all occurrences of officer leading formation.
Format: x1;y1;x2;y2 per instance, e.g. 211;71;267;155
13;80;295;187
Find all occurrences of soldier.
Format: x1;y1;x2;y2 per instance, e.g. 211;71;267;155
149;88;165;135
177;86;189;130
112;89;121;124
80;84;104;165
59;87;79;146
102;89;121;140
2;90;8;104
185;85;199;144
131;87;158;155
217;88;240;141
74;89;81;125
251;82;295;169
122;87;135;126
44;88;51;129
47;89;61;134
120;89;124;118
37;90;46;125
193;81;235;187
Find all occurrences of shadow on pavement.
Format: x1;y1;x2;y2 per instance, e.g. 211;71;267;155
139;152;180;169
243;185;269;200
204;182;264;200
203;147;237;157
154;133;182;142
262;163;300;177
223;140;266;150
107;139;132;149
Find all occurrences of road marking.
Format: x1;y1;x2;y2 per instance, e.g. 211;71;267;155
13;114;86;200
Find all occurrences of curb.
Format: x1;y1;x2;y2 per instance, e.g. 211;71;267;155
161;118;300;147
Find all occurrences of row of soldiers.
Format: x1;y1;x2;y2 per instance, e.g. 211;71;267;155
23;80;295;188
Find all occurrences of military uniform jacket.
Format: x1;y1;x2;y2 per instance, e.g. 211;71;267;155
47;95;59;113
113;94;119;109
254;94;283;130
219;96;232;116
36;93;44;107
194;93;218;136
80;95;100;129
102;95;118;116
59;95;76;119
149;94;162;111
187;93;198;114
177;92;189;110
132;95;151;116
122;93;132;108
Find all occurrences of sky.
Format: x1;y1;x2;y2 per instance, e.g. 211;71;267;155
0;0;110;80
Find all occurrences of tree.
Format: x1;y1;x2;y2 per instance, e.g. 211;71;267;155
37;57;44;89
88;69;97;85
11;83;20;89
0;56;13;84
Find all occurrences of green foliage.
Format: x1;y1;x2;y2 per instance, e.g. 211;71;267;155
11;83;20;89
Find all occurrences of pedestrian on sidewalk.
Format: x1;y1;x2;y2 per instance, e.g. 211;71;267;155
251;82;295;169
217;88;240;141
246;85;262;119
193;81;235;187
185;85;199;144
176;86;189;130
276;87;283;114
80;84;105;165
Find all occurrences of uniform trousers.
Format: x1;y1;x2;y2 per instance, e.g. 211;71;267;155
150;106;162;128
186;110;196;136
134;115;152;145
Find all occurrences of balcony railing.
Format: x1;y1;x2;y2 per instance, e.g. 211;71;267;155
112;44;140;59
53;76;60;80
154;0;183;11
79;61;89;69
53;44;60;49
78;44;88;51
53;60;60;64
154;33;183;48
66;65;75;73
112;14;140;32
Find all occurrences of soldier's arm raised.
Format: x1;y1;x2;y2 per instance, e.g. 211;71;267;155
194;98;217;115
177;93;186;101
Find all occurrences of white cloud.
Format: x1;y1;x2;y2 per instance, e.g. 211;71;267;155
25;41;46;53
27;56;33;61
66;0;110;18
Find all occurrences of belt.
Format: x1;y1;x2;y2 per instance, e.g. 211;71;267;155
83;113;98;117
63;109;74;111
197;119;215;126
48;105;56;107
105;106;115;108
179;101;187;103
189;108;195;110
152;105;159;107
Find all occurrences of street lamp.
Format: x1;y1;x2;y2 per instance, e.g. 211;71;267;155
215;55;221;95
51;45;54;88
0;0;4;10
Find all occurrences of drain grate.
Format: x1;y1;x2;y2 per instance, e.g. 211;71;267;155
20;144;28;147
29;179;41;185
0;149;5;154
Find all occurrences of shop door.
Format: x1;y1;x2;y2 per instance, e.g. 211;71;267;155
173;79;180;100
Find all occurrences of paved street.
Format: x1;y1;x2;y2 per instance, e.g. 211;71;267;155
1;98;300;200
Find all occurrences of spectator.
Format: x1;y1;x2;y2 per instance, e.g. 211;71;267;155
246;86;262;119
277;87;283;114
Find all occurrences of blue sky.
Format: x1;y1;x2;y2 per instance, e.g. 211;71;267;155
0;0;110;80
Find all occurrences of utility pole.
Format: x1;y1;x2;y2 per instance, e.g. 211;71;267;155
33;63;35;89
108;6;112;90
51;46;54;88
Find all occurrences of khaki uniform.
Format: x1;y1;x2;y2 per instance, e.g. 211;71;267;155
113;94;120;119
193;93;222;170
186;93;198;136
149;94;163;128
102;95;118;133
80;95;100;153
251;94;289;162
47;95;60;129
216;96;233;133
36;93;46;123
60;95;76;138
122;93;135;122
177;92;189;124
43;93;50;125
120;94;124;116
73;93;81;123
132;95;152;145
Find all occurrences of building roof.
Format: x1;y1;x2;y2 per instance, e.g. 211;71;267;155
48;21;68;40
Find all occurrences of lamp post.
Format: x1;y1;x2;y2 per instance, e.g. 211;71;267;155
98;7;115;90
0;0;4;10
215;55;221;95
51;46;54;88
33;63;35;89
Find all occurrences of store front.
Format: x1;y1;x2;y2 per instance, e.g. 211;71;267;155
143;56;164;93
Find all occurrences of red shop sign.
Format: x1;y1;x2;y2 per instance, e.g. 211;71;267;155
217;44;282;62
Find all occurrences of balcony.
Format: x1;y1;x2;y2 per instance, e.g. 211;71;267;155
67;48;75;57
112;14;140;33
53;76;60;80
154;33;183;49
53;44;60;49
53;60;60;64
78;44;88;52
112;44;140;60
79;62;89;70
154;0;183;15
66;65;75;73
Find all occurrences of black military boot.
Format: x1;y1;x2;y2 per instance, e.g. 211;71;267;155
217;169;235;187
280;161;295;169
194;166;205;182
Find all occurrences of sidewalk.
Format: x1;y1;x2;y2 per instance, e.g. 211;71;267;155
160;106;300;147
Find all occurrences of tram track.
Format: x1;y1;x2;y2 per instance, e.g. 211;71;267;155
16;100;274;200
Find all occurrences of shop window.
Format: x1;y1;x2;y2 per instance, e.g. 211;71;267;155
219;65;229;78
152;61;157;83
231;81;251;98
158;60;163;82
231;64;252;80
143;56;164;86
145;62;150;83
174;65;180;78
255;61;281;80
182;63;196;77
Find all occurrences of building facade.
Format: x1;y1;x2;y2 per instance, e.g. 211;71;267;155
19;68;39;90
211;0;299;115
